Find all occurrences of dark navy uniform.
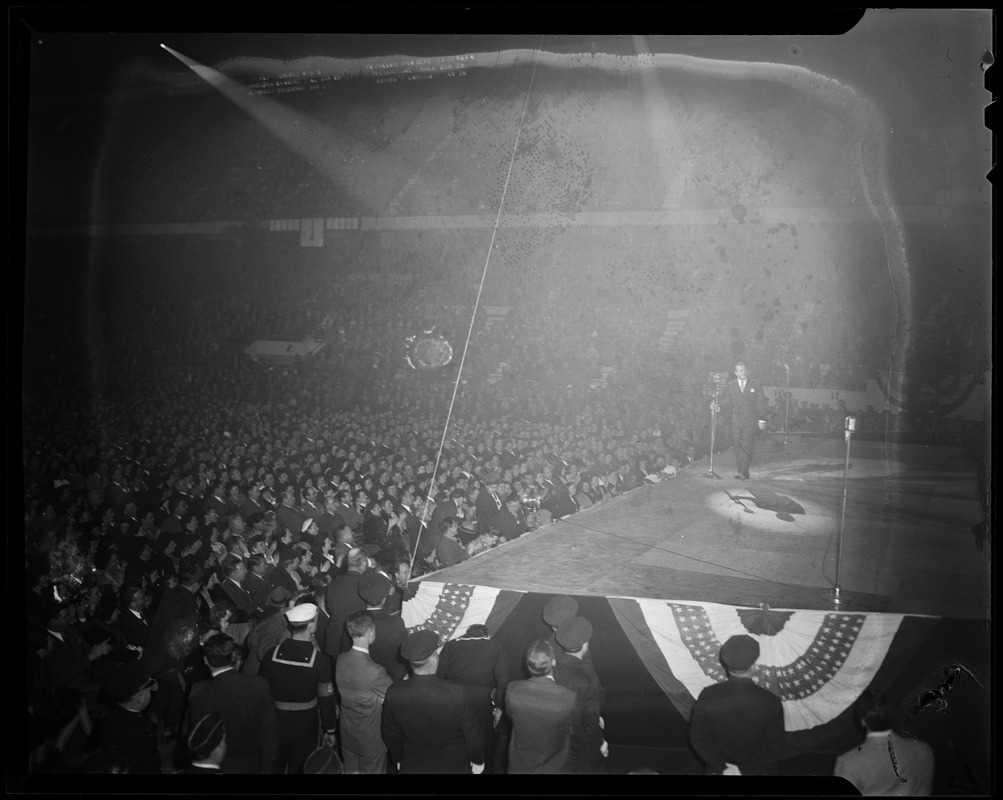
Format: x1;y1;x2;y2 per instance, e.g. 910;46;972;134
369;608;408;682
259;639;337;774
553;655;606;773
436;632;510;773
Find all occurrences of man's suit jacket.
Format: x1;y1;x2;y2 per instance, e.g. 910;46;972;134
494;506;527;541
315;509;344;539
688;676;785;775
324;570;366;656
243;571;270;614
505;676;579;774
834;731;935;796
420;500;457;559
188;668;279;774
336;504;363;532
275;504;306;538
239;497;266;523
719;377;767;433
475;489;502;533
335;648;393;757
115;608;150;652
381;673;482;773
205;494;231;525
220;578;257;621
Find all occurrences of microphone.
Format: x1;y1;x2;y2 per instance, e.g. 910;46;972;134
783;363;790;371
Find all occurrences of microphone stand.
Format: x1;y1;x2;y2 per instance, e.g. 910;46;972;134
783;363;791;447
828;416;856;607
704;385;722;480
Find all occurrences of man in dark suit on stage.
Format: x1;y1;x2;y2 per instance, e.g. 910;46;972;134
381;629;484;774
688;634;786;776
505;638;580;774
188;633;280;774
712;362;768;480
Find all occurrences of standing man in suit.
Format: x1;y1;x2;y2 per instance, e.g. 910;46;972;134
335;611;394;774
474;473;504;534
219;559;256;623
712;362;768;480
187;633;280;774
381;629;484;774
116;585;151;660
505;639;580;774
324;548;368;657
688;634;786;775
243;554;271;615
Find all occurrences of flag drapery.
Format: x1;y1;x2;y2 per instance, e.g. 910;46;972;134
402;581;523;644
403;582;926;736
608;598;904;731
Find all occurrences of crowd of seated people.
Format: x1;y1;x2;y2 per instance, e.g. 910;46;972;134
24;299;722;774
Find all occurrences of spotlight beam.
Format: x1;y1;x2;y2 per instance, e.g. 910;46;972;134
157;44;434;215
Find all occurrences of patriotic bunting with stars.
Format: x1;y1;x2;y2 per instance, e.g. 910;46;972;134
402;581;524;646
609;597;907;731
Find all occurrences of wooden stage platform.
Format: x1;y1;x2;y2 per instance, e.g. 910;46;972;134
431;433;990;619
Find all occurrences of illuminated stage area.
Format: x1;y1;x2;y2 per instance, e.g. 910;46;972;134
431;434;989;618
406;436;990;786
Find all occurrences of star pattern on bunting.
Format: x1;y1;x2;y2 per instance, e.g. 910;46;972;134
417;583;476;644
671;604;866;701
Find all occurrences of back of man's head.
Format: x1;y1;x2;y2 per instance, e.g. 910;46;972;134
438;516;457;535
855;688;897;732
335;524;353;543
347;547;368;572
346;610;375;640
525;639;556;677
202;633;237;669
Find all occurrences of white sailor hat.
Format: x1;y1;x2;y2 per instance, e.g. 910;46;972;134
286;603;319;623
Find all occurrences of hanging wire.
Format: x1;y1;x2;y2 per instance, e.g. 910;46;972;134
408;39;545;578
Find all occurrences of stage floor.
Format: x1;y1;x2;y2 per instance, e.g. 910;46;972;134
433;433;990;618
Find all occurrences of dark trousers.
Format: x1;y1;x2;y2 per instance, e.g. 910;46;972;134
465;688;499;773
732;423;757;476
276;706;320;775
